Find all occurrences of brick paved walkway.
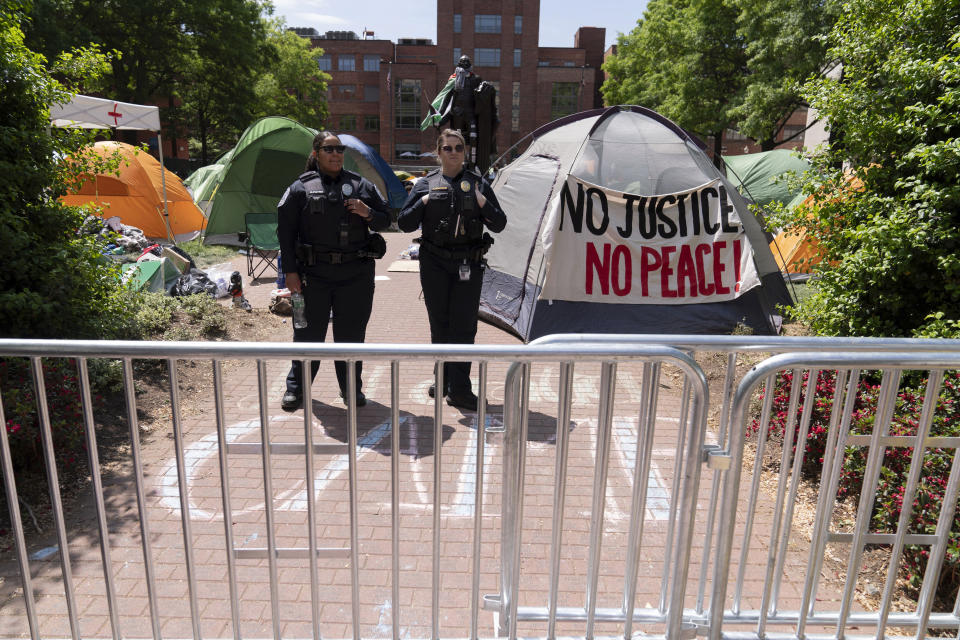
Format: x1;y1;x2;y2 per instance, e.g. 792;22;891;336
0;232;848;639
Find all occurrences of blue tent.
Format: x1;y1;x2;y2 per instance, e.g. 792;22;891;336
339;134;408;209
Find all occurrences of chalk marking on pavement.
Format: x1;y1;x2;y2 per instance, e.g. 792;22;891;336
612;417;672;521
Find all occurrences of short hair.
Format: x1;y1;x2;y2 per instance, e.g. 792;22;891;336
436;129;466;153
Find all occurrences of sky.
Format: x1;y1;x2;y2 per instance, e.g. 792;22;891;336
268;0;645;51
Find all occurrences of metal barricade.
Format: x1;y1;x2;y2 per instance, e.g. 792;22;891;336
523;335;960;639
710;350;960;640
3;337;960;640
0;338;703;640
488;351;709;639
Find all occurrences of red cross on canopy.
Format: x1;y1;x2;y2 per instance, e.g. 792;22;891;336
107;103;123;126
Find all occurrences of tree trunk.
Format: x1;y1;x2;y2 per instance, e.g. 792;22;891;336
199;113;208;165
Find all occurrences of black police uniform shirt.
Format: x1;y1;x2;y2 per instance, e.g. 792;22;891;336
397;169;506;246
277;168;390;275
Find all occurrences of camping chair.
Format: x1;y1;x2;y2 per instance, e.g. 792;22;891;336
243;212;280;280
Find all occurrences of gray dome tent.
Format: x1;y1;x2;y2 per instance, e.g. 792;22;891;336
480;106;791;341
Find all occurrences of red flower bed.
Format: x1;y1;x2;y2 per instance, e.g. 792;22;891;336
1;357;104;480
752;369;960;601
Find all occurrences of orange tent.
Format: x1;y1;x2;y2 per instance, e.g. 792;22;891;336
769;223;823;274
768;173;864;274
62;141;207;241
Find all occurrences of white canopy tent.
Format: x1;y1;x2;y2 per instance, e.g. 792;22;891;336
50;94;172;240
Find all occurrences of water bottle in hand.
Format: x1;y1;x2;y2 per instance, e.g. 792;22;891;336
291;292;308;329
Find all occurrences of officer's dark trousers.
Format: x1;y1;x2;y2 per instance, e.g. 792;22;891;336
285;260;375;398
418;249;483;395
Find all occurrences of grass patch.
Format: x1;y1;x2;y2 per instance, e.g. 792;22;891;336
177;239;240;269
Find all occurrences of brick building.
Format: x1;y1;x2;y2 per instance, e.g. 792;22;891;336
299;0;606;164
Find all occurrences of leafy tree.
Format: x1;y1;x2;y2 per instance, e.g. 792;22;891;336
22;0;276;156
250;22;330;129
774;0;960;337
731;0;839;150
603;0;838;156
0;2;135;339
175;4;271;163
602;0;746;167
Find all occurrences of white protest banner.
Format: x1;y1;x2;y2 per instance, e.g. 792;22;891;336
540;177;760;304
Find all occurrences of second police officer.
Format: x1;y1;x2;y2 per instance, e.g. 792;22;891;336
398;129;507;411
278;131;390;411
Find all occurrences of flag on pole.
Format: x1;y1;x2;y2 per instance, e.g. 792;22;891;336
420;76;456;131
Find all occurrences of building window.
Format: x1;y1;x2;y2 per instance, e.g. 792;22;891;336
318;54;331;71
338;55;355;71
474;48;500;67
364;85;379;102
515;15;522;34
725;128;748;141
364;115;380;131
363;55;380;72
780;124;805;141
512;82;520;132
396;143;420;159
551;82;579;119
514;49;521;67
453;14;461;33
338;84;356;99
395;79;421;129
475;15;501;33
453;47;461;65
487;80;500;113
340;114;357;130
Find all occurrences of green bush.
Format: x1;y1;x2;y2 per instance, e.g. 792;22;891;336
0;6;134;339
775;0;960;338
132;292;226;340
132;293;178;337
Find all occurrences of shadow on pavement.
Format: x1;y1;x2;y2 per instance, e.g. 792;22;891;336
310;399;455;459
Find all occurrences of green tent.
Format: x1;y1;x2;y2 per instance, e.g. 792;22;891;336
198;117;406;245
184;149;233;216
723;149;811;208
202;117;316;245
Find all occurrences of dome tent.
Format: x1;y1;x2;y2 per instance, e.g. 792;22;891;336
480;106;792;340
62;141;206;241
183;149;233;216
338;134;408;209
202;117;316;245
723;149;811;208
199;118;406;245
50;94;187;241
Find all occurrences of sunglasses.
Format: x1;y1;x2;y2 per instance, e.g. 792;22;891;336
319;145;346;154
440;144;465;153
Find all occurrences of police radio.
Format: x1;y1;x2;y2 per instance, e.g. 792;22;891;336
459;178;474;212
454;178;474;237
338;183;354;246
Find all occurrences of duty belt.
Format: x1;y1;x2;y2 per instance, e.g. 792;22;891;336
419;238;487;261
297;245;376;265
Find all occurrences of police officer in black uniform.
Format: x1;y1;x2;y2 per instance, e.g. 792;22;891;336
278;131;390;410
398;129;507;410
